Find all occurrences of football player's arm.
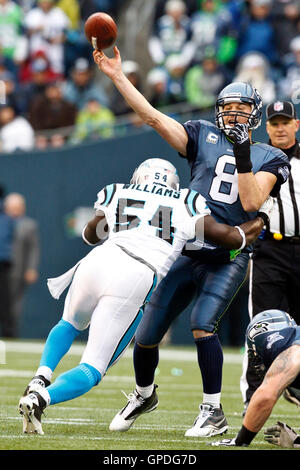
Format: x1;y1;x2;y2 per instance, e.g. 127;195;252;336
198;214;264;249
237;345;300;445
229;124;279;211
93;47;188;156
82;210;107;245
238;171;276;212
213;345;300;447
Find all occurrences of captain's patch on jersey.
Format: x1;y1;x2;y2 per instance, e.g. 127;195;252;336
206;132;219;144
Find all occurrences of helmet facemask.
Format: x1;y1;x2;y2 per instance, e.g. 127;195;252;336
215;82;263;135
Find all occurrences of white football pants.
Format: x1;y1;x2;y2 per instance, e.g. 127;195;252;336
62;242;157;376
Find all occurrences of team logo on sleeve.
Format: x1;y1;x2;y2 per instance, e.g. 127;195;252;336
278;165;290;183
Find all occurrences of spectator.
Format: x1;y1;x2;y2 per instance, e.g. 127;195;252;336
185;47;227;109
62;57;108;110
0;0;24;63
189;0;233;64
146;67;172;108
164;54;187;104
19;50;62;84
0;185;14;338
272;0;300;60
71;97;115;143
0;71;21;113
77;0;99;22
57;0;80;30
4;193;39;338
57;0;94;76
234;52;276;104
110;60;142;116
148;0;193;67
17;53;61;114
0;54;17;81
24;0;70;75
15;0;36;14
110;60;145;130
0;103;34;152
152;0;198;23
237;0;278;66
279;36;300;99
28;81;77;147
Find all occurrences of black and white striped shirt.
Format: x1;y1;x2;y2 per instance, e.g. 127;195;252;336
269;141;300;237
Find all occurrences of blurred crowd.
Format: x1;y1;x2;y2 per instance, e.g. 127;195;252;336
1;0;300;152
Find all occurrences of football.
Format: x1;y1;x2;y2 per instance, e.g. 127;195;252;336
84;12;117;50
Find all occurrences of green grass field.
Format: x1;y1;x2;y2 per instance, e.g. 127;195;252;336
0;340;298;452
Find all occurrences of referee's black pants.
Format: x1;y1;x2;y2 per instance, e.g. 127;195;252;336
243;238;300;403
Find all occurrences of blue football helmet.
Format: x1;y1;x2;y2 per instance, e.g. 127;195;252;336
246;309;296;378
246;309;296;355
215;82;263;134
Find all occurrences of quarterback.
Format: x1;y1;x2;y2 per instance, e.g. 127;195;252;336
93;46;290;437
18;158;267;435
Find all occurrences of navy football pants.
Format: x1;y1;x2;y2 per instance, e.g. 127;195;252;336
135;252;250;346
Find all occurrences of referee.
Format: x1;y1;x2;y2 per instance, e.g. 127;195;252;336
241;100;300;409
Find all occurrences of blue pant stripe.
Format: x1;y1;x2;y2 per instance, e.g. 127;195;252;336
107;273;157;369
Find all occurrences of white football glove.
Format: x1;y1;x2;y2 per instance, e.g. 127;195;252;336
264;421;300;448
211;438;238;447
258;196;274;220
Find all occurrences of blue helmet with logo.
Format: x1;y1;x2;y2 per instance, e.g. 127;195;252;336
246;309;296;378
215;82;263;134
246;309;296;356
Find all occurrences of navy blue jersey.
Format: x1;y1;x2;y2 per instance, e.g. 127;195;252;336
180;120;290;227
258;326;300;390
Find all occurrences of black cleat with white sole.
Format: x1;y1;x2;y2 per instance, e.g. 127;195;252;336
19;391;47;435
109;384;158;431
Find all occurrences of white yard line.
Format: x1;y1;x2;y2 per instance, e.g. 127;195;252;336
2;341;243;363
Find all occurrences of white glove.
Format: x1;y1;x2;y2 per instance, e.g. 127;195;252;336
258;196;274;220
211;438;238;447
264;421;300;448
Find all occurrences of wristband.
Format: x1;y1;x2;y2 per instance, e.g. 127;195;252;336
235;425;257;446
82;224;98;246
235;154;253;173
257;211;269;226
234;226;246;250
234;141;252;173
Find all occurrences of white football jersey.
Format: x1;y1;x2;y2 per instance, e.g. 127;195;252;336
94;182;210;278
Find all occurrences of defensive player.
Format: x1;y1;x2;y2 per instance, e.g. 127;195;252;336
212;309;300;448
18;158;266;435
93;47;290;437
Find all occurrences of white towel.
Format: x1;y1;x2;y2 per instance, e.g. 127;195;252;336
47;260;82;299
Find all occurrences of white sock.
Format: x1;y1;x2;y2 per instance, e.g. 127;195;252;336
36;366;53;382
203;393;221;408
136;384;154;399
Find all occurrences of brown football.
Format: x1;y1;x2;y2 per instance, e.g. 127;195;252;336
84;12;117;50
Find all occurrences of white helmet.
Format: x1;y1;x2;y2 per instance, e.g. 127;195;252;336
131;158;180;190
